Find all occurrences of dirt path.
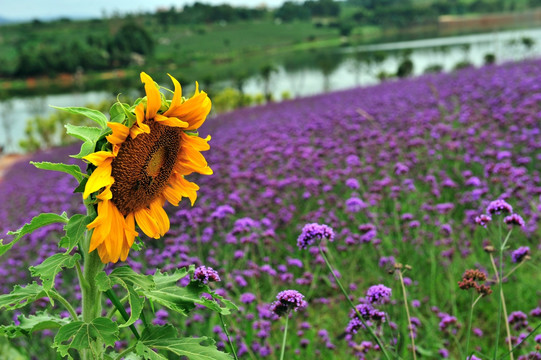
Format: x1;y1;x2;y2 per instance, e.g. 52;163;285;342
0;153;28;183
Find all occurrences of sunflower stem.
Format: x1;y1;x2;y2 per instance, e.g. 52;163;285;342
80;227;105;360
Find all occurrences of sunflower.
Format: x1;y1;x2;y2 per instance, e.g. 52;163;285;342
83;72;212;263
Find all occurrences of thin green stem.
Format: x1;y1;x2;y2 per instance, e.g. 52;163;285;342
279;314;289;360
492;222;503;360
490;249;514;360
50;291;78;320
498;321;541;359
465;294;483;359
502;259;526;281
398;270;416;360
104;289;140;340
106;294;129;318
219;313;239;360
318;245;393;360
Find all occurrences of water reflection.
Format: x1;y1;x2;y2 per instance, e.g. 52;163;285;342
2;26;541;152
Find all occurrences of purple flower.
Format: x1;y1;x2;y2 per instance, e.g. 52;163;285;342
504;214;525;227
193;266;221;284
345;197;367;213
511;247;530;263
394;162;409;175
211;205;235;219
345;178;360;189
240;292;256;304
475;214;492;227
270;290;307;317
365;284;392;304
297;223;334;249
486;199;513;215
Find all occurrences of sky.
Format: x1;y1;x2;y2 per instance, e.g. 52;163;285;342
1;0;294;21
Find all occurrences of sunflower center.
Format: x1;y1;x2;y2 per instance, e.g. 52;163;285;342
146;147;166;177
110;120;182;216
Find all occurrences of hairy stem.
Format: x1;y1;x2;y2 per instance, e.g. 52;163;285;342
50;291;78;320
398;270;416;360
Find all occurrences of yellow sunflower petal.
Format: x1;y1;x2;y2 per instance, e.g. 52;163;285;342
181;133;211;151
97;243;111;264
131;103;150;139
162;86;211;130
83;151;115;166
155;114;189;128
140;72;161;120
103;204;125;263
134;207;160;239
83;159;113;199
88;199;112;252
168;174;199;206
106;122;130;145
149;199;170;236
163;73;183;117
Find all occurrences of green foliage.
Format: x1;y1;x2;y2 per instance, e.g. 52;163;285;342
29;253;81;295
135;325;233;360
0;283;46;311
53;318;119;359
52;106;108;129
96;267;154;328
20;102;110;153
0;212;68;256
59;215;92;253
144;270;213;316
30;161;85;182
0;312;69;339
212;88;253;113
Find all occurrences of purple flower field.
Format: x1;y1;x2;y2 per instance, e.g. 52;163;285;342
1;59;541;358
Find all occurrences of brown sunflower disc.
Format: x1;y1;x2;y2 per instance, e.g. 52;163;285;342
110;120;181;216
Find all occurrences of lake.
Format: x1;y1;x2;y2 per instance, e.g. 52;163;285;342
1;26;540;153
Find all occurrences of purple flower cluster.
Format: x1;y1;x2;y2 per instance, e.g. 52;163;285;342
504;213;525;227
297;223;335;249
193;266;221;284
486;199;513;215
0;58;540;358
511;246;530;263
365;284;392;305
269;290;307;317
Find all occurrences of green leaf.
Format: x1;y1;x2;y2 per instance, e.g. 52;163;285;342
109;102;126;124
30;162;85;183
0;312;69;338
51;106;108;129
29;253;81;297
60;214;91;252
0;283;46;311
109;267;155;292
96;267;154;328
72;141;96;159
143;270;231;316
135;325;232;360
0;212;69;256
53;318;119;359
64;124;102;143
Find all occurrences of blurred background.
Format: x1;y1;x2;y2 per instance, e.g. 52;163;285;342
2;0;541;154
